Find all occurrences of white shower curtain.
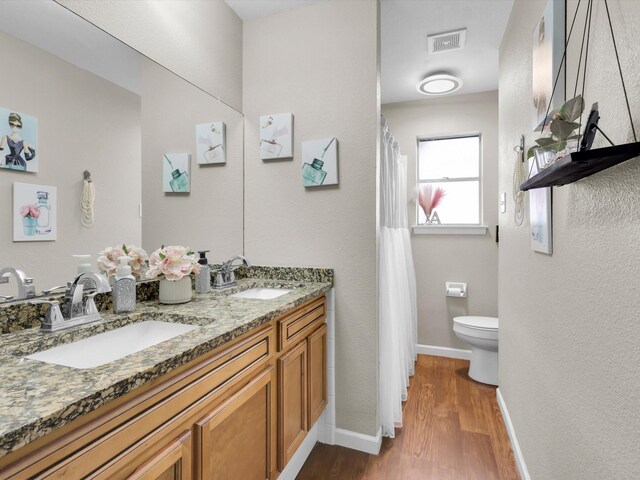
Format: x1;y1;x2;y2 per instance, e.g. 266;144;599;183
379;117;418;438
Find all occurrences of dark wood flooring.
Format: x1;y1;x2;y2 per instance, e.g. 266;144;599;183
297;355;519;479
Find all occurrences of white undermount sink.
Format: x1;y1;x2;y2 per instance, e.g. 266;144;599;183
230;287;293;300
25;320;198;369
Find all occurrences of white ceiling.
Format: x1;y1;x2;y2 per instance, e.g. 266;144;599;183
225;0;514;104
225;0;323;21
382;0;514;104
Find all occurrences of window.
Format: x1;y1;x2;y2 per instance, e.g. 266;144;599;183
417;135;481;225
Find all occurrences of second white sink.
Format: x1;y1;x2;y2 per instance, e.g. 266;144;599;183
26;320;198;369
230;287;293;300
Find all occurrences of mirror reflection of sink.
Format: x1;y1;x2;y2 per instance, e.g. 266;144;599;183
25;321;198;369
230;288;293;300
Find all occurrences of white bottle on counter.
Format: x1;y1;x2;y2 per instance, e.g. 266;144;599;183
113;256;136;313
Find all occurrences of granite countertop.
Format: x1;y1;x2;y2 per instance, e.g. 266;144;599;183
0;276;332;458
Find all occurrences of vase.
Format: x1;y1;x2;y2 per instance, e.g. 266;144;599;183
159;277;192;304
533;139;579;172
22;217;37;236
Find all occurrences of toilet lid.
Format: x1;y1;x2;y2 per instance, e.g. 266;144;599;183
453;316;498;331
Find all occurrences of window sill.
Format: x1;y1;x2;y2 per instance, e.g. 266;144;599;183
412;225;489;235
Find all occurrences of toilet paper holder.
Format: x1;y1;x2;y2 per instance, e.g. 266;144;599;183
446;282;467;298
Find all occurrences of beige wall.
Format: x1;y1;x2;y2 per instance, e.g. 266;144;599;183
382;92;499;349
243;0;380;436
57;0;243;111
499;1;640;477
141;59;244;261
0;31;141;295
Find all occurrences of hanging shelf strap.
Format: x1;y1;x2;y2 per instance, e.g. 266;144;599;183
541;0;636;143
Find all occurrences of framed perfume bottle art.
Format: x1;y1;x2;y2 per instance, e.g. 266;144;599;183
301;137;338;187
260;113;293;160
13;182;56;241
163;153;191;193
196;121;226;165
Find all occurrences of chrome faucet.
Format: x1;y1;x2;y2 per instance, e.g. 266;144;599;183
36;272;112;332
213;256;250;289
0;267;36;300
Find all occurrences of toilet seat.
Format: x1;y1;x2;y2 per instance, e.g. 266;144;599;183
453;316;498;341
453;316;498;331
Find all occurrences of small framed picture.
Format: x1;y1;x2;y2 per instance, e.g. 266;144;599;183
301;137;338;187
163;153;191;193
0;108;38;173
529;157;552;254
13;182;56;241
260;113;293;159
196;121;226;165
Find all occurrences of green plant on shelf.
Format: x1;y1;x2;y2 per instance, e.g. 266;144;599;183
528;95;585;165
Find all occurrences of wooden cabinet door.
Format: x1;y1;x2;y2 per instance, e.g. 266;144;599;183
126;432;192;480
307;324;327;427
81;431;192;480
195;367;276;480
277;340;308;471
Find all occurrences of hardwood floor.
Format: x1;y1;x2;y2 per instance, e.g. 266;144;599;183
296;355;519;480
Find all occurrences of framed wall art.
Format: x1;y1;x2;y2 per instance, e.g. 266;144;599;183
532;0;566;131
196;121;226;165
260;113;293;160
0;108;38;173
13;182;56;241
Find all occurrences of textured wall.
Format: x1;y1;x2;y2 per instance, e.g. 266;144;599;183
243;1;380;436
140;59;244;261
0;31;141;295
499;1;640;478
57;0;243;111
382;92;499;349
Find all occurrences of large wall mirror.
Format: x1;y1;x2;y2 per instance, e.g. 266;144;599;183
0;1;244;298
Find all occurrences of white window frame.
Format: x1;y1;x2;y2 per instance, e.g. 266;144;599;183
413;133;487;235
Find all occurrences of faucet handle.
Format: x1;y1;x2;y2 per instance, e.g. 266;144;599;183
41;285;67;296
32;300;65;330
84;292;99;316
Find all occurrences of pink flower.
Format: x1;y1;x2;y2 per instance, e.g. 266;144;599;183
145;245;200;281
19;204;40;218
97;244;148;277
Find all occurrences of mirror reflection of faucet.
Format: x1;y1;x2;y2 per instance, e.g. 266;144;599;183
0;267;36;300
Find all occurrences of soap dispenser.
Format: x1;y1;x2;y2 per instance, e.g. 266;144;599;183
112;256;136;313
196;250;211;294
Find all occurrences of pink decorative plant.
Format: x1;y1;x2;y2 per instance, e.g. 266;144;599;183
418;185;446;218
146;245;201;281
19;204;40;219
98;244;148;278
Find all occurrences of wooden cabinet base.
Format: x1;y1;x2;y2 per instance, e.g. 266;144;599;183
195;367;276;480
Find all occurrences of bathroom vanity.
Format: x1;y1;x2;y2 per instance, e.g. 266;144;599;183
0;269;332;480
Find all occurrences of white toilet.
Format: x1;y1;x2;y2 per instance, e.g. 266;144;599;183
453;316;499;386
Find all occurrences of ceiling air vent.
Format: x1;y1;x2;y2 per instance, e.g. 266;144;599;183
428;29;467;54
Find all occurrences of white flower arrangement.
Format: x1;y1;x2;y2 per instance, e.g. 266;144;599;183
145;245;201;281
97;244;148;278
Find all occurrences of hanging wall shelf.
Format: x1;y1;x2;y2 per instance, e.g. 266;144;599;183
521;0;639;192
520;142;640;191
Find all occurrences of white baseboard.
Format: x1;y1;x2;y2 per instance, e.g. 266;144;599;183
416;344;472;360
277;421;318;480
334;426;382;455
496;388;530;480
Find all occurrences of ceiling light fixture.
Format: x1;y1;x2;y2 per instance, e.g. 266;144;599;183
416;74;463;96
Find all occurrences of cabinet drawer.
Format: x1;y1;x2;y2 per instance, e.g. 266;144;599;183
278;296;325;351
15;326;274;480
